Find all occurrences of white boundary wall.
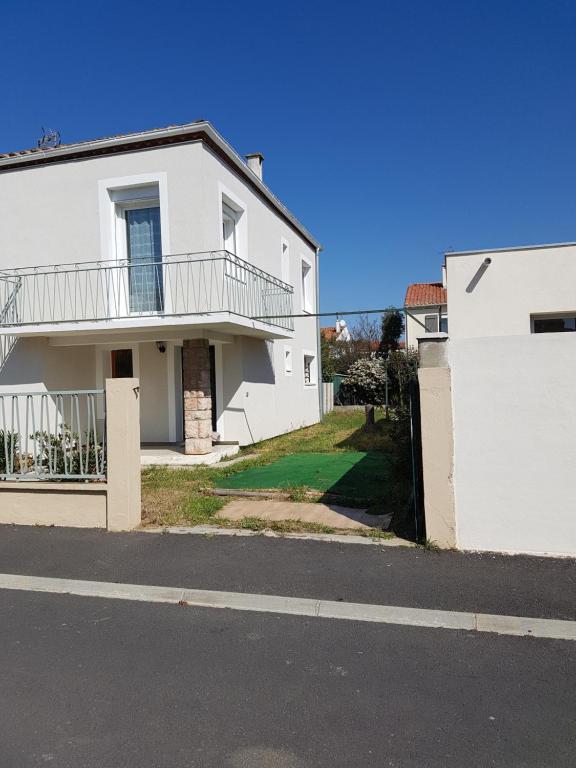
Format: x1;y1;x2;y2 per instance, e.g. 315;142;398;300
450;333;576;557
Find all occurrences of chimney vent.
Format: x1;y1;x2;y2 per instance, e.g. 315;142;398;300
246;153;264;181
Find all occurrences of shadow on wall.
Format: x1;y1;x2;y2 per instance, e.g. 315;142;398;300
465;258;491;293
0;335;18;375
0;338;97;391
242;338;276;385
0;338;44;385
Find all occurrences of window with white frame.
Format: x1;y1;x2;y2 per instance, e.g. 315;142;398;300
424;314;439;333
301;258;312;312
439;314;448;333
284;345;293;375
222;201;245;281
222;203;237;254
303;352;317;386
111;185;164;315
281;239;290;284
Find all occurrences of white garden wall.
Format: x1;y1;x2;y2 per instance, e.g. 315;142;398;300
450;333;576;557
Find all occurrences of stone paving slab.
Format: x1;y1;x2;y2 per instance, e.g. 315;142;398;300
216;498;388;529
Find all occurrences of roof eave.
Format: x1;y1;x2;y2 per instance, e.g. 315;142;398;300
0;121;322;251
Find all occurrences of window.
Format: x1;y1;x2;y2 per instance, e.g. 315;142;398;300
533;315;576;333
222;203;237;255
281;239;290;284
301;258;312;312
124;206;163;313
222;201;245;282
284;346;293;375
439;314;448;333
424;314;439;333
303;352;317;386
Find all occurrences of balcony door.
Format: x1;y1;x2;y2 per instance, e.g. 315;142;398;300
125;206;164;314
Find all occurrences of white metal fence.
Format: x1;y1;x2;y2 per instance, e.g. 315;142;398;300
0;390;106;480
0;251;294;333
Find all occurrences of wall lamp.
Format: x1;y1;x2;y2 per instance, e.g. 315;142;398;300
156;341;166;354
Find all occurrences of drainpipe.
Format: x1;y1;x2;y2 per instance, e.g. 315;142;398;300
315;246;323;419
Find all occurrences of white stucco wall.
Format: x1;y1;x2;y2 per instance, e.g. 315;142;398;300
0;138;321;442
221;335;320;445
450;333;576;557
446;244;576;339
0;143;206;266
0;339;95;391
405;306;447;349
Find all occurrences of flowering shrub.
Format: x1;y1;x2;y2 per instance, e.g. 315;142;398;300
339;358;388;405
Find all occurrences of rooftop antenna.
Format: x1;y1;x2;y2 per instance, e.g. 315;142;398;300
37;127;61;149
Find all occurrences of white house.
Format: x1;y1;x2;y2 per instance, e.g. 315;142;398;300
419;242;576;557
404;270;448;349
0;121;322;454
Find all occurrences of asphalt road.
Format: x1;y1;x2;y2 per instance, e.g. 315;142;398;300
1;589;574;768
0;525;575;767
0;525;574;619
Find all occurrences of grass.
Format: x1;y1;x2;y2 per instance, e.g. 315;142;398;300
215;451;391;502
141;409;413;530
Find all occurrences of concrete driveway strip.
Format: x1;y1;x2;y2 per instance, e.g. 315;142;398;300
1;572;576;640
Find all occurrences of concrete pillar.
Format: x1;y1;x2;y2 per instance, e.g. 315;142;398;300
105;377;142;531
183;339;212;455
417;338;457;548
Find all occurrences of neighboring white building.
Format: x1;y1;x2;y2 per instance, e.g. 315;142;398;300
0;121;322;453
419;242;576;557
404;272;448;349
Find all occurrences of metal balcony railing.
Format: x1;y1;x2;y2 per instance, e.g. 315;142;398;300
0;251;294;332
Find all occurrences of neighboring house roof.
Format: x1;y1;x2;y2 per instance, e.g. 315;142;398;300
321;326;338;342
404;283;447;307
0;121;321;251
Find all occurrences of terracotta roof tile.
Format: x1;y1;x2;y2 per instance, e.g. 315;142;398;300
320;326;338;341
404;283;447;307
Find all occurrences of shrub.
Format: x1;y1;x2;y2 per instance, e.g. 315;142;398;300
0;430;18;475
31;425;105;476
339;358;388;405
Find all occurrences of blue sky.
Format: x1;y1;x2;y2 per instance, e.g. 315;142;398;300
2;0;576;318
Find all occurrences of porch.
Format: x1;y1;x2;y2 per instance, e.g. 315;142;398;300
140;442;239;467
0;250;297;454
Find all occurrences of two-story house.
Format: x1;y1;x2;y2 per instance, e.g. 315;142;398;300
0;121;322;455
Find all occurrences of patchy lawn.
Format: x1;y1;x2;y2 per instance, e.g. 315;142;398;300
141;408;412;529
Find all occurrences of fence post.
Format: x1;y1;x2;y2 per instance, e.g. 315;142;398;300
417;338;456;548
105;378;141;531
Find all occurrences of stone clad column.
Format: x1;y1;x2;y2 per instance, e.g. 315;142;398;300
183;339;212;455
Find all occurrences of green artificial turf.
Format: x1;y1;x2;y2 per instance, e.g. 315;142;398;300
215;451;389;500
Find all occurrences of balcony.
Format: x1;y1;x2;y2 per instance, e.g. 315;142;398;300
0;251;294;340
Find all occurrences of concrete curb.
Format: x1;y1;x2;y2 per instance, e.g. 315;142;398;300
0;573;575;641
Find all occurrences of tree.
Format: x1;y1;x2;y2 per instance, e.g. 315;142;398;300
351;314;381;358
378;307;404;358
385;348;419;412
321;334;336;382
